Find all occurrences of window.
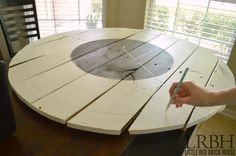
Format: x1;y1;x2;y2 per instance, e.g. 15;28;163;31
145;0;236;62
35;0;105;38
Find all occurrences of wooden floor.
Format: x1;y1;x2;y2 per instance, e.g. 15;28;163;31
192;114;236;147
0;93;133;156
183;114;236;156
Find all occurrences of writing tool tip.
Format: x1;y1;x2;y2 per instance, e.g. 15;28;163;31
166;98;172;111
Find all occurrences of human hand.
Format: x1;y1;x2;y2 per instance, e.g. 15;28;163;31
169;81;214;108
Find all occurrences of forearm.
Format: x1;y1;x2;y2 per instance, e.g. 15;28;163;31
210;87;236;106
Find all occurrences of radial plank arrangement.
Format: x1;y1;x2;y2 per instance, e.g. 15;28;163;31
8;28;235;135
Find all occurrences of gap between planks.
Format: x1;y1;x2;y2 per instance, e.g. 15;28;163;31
9;29;92;67
128;49;221;135
12;30;165;87
116;45;200;134
183;59;219;130
10;33;139;79
34;36;179;123
27;33;165;103
64;42;199;132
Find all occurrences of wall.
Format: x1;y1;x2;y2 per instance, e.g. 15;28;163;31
226;41;236;113
228;42;236;79
105;0;147;29
105;0;118;27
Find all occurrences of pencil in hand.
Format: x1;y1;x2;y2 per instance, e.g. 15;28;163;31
166;68;189;110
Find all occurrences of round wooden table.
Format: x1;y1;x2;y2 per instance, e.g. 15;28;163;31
8;28;235;135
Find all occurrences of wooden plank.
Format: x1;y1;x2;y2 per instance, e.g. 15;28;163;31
11;31;161;104
31;35;180;124
67;76;161;135
9;30;89;67
10;28;131;66
65;40;198;135
10;28;140;68
130;40;196;82
186;60;235;128
8;28;141;85
129;47;219;134
89;36;175;80
12;63;86;104
71;30;162;72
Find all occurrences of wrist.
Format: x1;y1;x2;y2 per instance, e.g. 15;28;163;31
207;91;224;106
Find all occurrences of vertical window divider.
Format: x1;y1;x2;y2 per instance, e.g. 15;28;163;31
52;0;57;34
172;0;181;36
198;0;212;46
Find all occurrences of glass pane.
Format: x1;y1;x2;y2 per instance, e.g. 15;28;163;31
80;0;103;29
35;0;103;37
144;0;236;62
54;0;79;20
38;21;56;37
36;0;54;20
55;21;80;33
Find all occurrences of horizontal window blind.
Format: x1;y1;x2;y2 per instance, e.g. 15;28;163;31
35;0;104;38
145;0;236;62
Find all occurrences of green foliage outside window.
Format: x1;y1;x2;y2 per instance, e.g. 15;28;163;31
150;4;236;54
152;6;169;32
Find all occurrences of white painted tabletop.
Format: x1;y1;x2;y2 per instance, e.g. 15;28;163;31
8;28;235;135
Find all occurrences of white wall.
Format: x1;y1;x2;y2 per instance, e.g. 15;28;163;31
227;41;236;112
105;0;146;29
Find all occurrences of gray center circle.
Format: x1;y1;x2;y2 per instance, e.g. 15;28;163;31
71;39;174;80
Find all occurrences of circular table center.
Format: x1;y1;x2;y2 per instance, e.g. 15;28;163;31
71;39;174;80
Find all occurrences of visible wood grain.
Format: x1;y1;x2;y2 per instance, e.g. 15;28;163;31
129;47;219;134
